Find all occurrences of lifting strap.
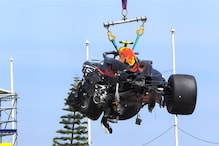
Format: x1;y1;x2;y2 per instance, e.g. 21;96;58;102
106;24;145;51
121;0;128;20
122;0;127;9
107;31;118;51
132;25;144;50
104;0;146;51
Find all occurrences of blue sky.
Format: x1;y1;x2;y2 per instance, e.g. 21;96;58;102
0;0;219;146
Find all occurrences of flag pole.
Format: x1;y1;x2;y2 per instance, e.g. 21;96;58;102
85;40;92;146
170;28;179;146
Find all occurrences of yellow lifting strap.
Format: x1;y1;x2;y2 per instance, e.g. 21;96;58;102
107;31;116;41
107;31;118;50
136;25;144;36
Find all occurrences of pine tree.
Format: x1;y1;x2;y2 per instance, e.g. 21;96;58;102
53;77;88;146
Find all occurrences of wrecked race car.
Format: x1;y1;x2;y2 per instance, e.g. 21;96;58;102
67;41;197;133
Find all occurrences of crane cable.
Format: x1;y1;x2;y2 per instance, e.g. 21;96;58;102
121;0;128;20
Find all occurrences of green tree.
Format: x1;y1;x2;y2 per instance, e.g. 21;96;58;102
53;77;88;146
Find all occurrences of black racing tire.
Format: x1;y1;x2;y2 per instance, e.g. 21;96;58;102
166;74;197;115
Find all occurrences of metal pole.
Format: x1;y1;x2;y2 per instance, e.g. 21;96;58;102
171;28;176;75
10;57;16;145
85;40;92;146
85;40;89;61
170;28;179;146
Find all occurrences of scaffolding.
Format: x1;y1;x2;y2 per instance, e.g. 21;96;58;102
0;58;18;146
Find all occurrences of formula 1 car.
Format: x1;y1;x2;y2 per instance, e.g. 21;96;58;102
67;41;197;133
